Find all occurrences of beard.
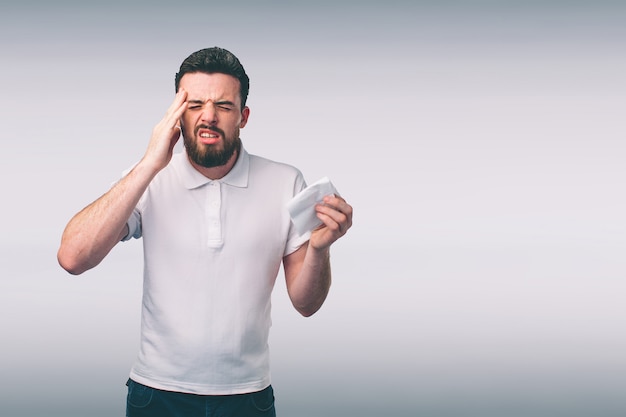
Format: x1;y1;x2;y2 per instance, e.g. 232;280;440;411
183;125;241;168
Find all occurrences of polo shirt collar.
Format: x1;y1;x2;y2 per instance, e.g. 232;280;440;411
178;145;250;189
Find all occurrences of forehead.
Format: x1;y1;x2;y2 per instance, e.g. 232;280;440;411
179;72;241;103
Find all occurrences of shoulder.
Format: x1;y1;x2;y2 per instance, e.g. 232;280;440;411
246;153;307;194
248;153;303;179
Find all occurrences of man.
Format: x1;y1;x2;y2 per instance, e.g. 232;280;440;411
57;47;353;417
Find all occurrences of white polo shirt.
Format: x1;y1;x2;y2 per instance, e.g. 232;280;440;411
123;146;309;395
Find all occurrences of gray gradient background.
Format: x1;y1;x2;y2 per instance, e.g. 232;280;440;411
1;1;625;416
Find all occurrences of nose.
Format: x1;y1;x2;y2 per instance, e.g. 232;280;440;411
201;103;218;125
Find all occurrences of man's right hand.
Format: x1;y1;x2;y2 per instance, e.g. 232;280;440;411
142;89;188;172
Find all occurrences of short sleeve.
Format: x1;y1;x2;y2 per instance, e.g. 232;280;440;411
283;171;310;256
122;208;142;241
113;164;143;242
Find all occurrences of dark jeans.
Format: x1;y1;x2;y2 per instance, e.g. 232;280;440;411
126;379;276;417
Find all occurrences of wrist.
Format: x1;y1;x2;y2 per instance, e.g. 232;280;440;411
138;154;168;175
308;244;330;260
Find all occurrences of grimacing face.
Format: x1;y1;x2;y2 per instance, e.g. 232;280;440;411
179;72;249;168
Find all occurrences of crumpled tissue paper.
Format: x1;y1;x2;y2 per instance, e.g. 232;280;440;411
287;176;340;235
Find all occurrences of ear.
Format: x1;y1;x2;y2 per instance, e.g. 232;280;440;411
240;106;250;128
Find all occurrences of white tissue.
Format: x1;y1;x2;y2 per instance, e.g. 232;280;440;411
287;177;340;235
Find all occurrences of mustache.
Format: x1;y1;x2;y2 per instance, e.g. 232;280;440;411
194;125;225;137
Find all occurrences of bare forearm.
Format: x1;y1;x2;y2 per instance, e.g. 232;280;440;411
286;246;332;317
57;161;157;274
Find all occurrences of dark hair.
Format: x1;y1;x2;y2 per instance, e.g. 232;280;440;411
174;47;250;108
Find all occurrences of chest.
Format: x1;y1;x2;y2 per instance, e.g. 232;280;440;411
140;181;290;260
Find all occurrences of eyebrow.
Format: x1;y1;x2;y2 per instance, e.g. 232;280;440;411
188;99;236;107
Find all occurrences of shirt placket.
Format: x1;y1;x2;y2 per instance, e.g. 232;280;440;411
206;181;223;248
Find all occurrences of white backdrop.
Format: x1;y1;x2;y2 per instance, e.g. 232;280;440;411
1;1;624;416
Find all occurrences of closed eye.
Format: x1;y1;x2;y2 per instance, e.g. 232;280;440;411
187;100;204;110
186;100;237;111
216;101;235;111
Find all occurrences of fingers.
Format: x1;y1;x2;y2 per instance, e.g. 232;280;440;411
323;195;352;216
143;90;188;171
158;90;188;139
315;195;353;236
165;89;188;130
168;89;188;113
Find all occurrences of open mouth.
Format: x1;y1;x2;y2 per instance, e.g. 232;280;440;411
197;128;221;145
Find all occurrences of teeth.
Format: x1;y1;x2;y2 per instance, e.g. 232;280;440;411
200;133;218;138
